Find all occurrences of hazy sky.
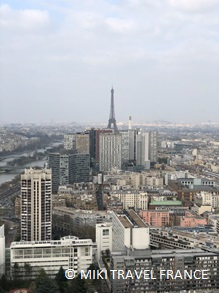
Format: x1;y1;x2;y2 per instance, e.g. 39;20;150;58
0;0;219;124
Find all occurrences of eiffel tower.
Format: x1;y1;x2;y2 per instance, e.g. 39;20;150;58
107;87;118;132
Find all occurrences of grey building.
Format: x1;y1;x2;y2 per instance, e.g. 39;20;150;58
99;133;122;172
71;153;90;183
49;153;73;193
49;153;90;193
111;248;219;293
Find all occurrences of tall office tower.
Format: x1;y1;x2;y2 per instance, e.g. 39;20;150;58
128;129;137;161
87;128;113;162
21;168;52;241
59;154;71;186
121;130;129;163
0;225;5;276
48;153;72;193
71;153;90;183
136;131;150;168
49;153;90;193
107;87;118;132
64;134;75;150
135;130;159;168
149;130;158;163
99;133;122;172
75;133;90;154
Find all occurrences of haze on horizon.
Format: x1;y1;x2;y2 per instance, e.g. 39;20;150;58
0;0;219;124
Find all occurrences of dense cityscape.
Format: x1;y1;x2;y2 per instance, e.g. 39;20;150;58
0;88;219;293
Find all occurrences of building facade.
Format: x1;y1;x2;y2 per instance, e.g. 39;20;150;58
10;236;93;279
139;210;170;227
21;168;52;241
96;223;112;259
71;153;90;183
112;210;150;252
75;133;90;154
110;248;219;292
49;153;90;193
0;225;5;276
64;134;75;150
99;133;122;172
112;191;148;210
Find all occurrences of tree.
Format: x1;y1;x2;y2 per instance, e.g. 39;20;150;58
24;263;32;280
12;263;20;280
0;274;8;292
65;276;86;293
55;266;67;293
35;269;59;293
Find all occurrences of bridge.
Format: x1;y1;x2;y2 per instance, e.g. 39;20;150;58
0;166;22;172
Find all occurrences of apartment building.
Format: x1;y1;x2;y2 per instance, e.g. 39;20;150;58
139;210;170;227
0;225;5;276
21;168;52;241
112;210;150;252
110;248;219;292
112;190;148;210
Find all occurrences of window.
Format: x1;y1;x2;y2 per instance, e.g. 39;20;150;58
103;229;109;236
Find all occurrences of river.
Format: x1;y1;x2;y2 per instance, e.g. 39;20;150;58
0;142;61;186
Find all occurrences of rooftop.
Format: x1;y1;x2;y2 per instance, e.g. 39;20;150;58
117;210;148;228
150;200;182;206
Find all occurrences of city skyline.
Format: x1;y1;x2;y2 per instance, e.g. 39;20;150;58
0;0;219;124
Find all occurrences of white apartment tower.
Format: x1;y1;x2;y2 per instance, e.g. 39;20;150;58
136;131;150;168
136;130;158;167
21;168;52;241
0;225;5;276
149;130;158;162
99;133;122;172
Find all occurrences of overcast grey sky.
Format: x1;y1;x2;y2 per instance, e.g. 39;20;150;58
0;0;219;124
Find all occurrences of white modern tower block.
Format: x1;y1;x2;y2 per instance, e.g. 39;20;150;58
21;168;52;241
0;225;5;276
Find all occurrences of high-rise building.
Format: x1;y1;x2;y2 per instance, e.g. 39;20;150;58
128;129;137;162
120;130;129;163
49;153;90;193
64;134;75;150
149;130;158;162
99;133;122;172
87;128;113;162
136;131;150;168
75;133;90;154
64;133;89;154
135;130;158;168
21;168;52;241
0;225;5;276
71;153;90;183
49;153;73;193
